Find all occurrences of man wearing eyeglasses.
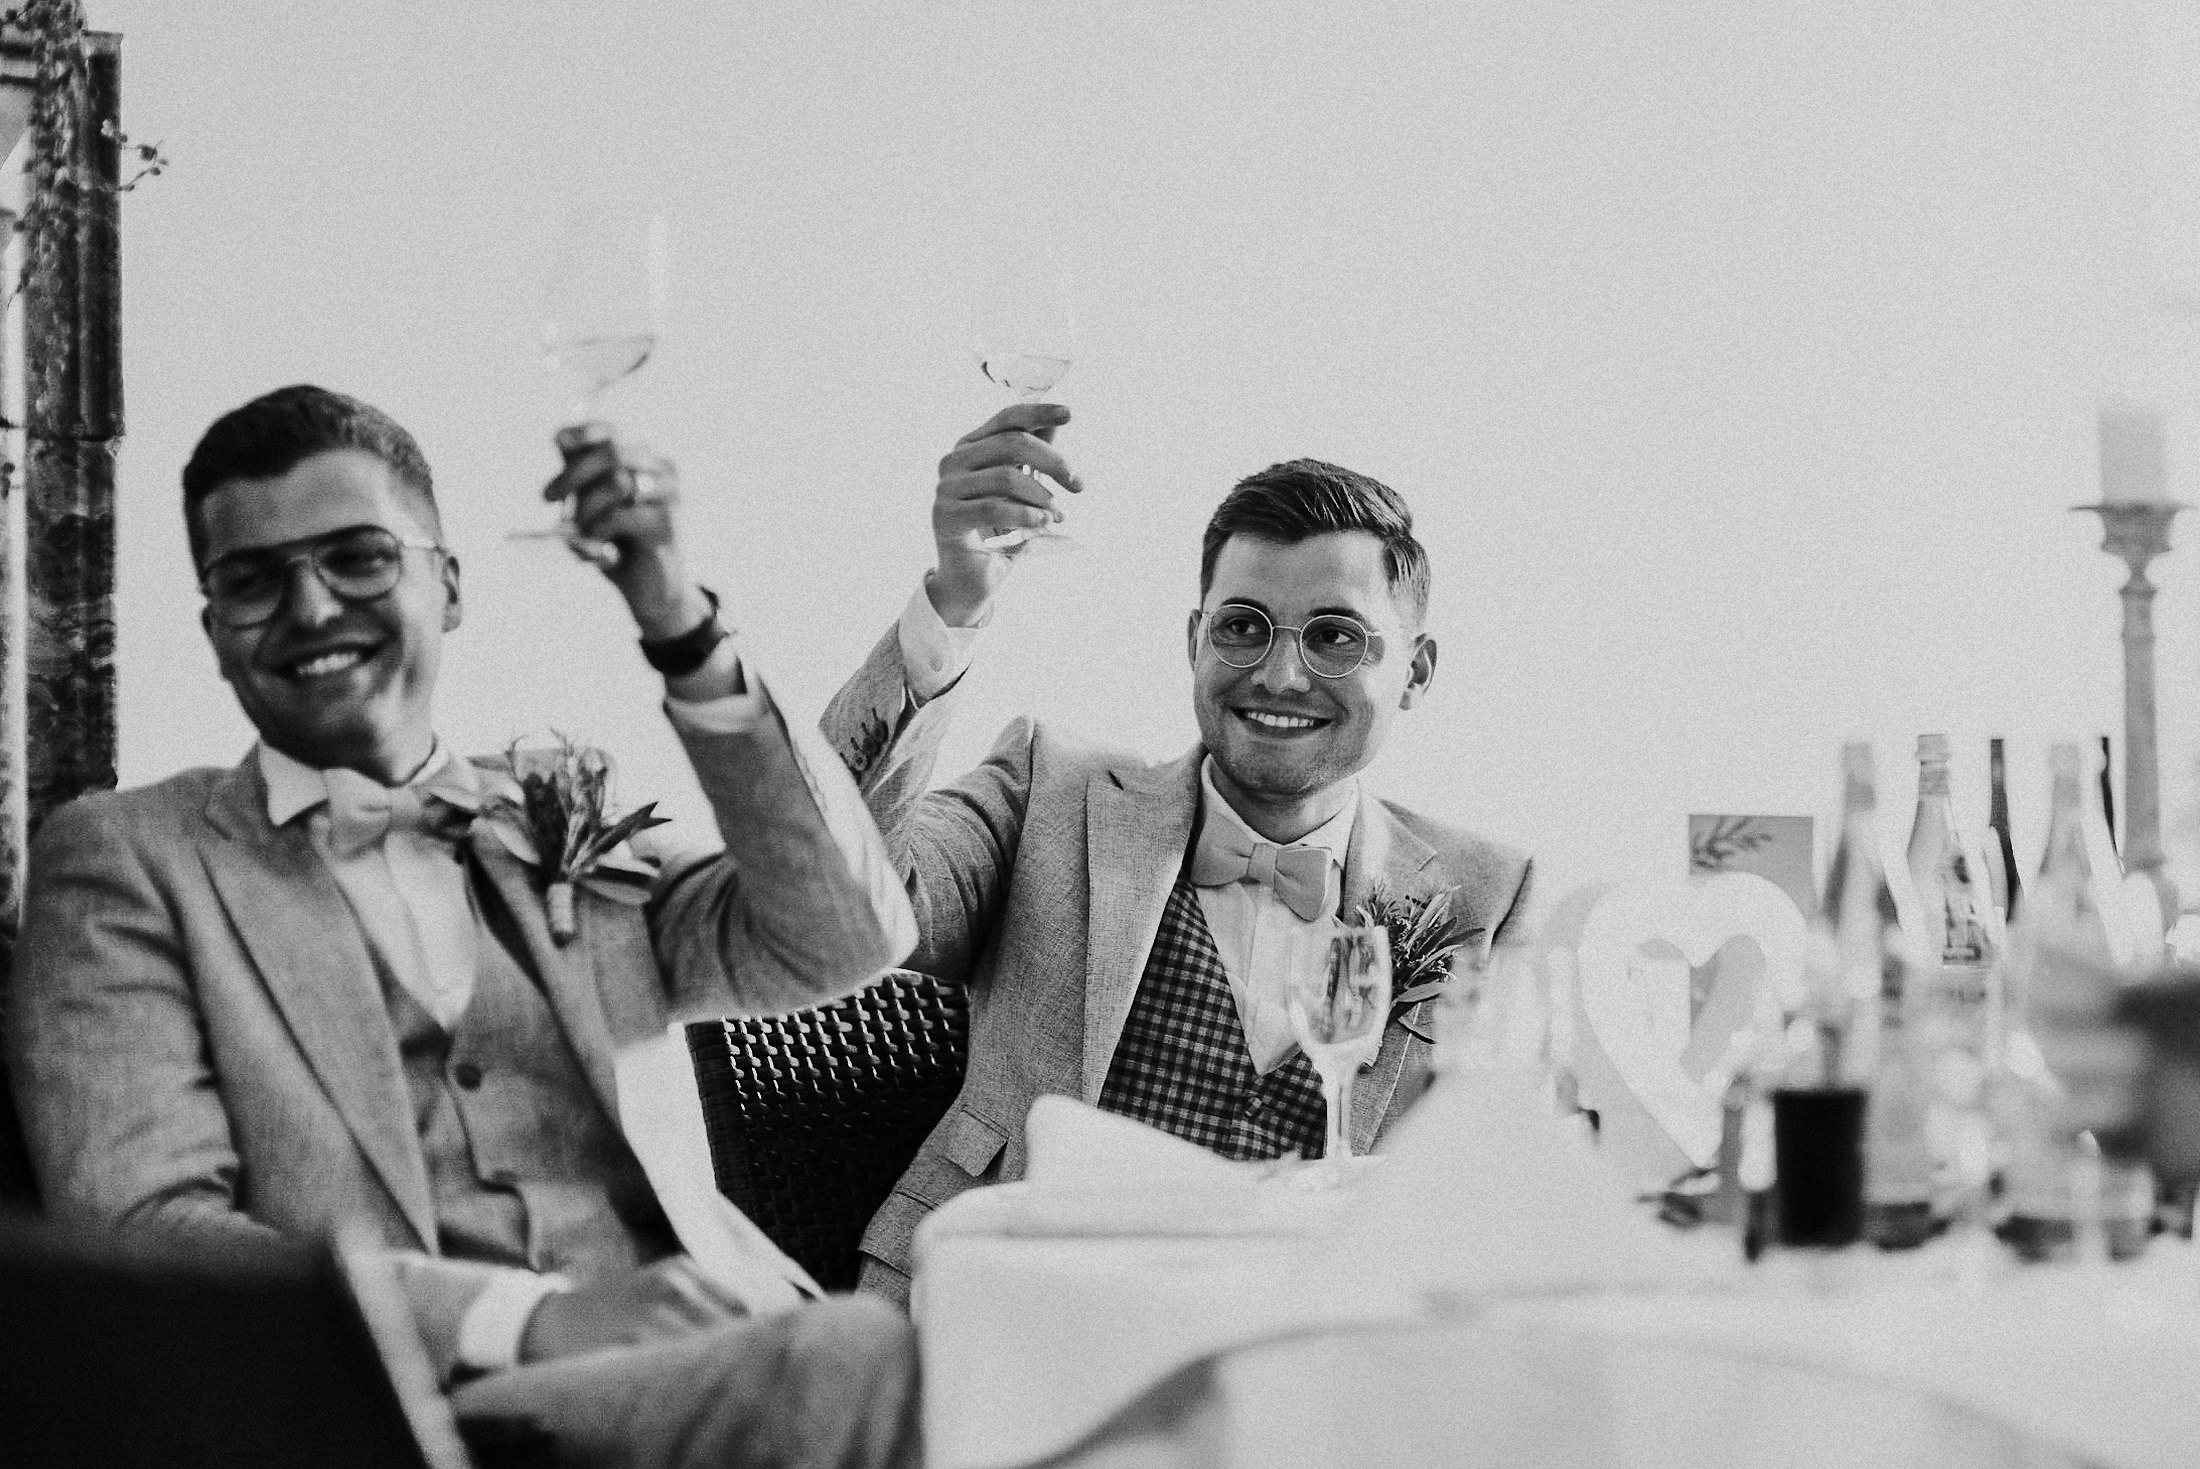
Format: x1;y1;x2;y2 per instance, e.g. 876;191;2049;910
823;402;1534;1304
8;385;922;1468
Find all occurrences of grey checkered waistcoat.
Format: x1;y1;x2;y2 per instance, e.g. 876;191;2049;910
1095;877;1330;1160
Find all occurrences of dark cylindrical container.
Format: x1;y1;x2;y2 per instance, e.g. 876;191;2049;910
1772;1087;1867;1248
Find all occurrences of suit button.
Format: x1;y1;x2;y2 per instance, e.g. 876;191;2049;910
1242;1094;1263;1116
453;1062;484;1090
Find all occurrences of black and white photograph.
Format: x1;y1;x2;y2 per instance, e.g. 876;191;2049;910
3;4;2200;1466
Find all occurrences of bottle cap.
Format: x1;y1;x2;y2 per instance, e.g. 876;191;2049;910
1915;733;1950;763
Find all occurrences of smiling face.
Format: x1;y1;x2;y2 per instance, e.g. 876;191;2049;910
197;448;460;783
1187;530;1436;841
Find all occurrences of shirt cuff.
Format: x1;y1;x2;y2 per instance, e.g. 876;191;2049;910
898;578;985;705
663;635;767;735
456;1269;573;1374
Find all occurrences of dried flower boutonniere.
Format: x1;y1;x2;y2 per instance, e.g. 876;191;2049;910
1351;885;1482;1044
479;735;669;945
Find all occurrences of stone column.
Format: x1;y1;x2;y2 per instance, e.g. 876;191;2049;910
0;21;122;1208
0;32;32;960
20;29;118;841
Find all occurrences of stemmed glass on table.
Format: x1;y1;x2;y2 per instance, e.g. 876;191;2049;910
1288;923;1394;1176
972;260;1078;553
515;204;669;566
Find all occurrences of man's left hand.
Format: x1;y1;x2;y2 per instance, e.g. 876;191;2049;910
545;425;710;639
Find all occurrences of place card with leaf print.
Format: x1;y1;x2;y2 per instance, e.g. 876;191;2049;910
1687;814;1814;918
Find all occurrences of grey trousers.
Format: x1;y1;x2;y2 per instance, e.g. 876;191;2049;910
449;1296;921;1469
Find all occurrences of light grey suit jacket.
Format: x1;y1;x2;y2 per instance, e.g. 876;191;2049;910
822;630;1534;1296
6;713;909;1380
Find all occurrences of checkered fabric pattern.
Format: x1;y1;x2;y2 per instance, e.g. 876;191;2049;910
1097;877;1330;1160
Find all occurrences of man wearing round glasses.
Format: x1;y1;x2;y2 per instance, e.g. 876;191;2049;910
823;402;1534;1304
11;386;924;1468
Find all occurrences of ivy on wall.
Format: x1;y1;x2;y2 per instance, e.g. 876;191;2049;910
2;0;164;310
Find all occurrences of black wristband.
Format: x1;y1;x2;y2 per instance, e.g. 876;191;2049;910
639;587;729;677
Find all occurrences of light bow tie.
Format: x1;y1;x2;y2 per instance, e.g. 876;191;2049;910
322;767;480;858
1188;825;1332;923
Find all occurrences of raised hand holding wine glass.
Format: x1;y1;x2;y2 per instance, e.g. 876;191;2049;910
971;258;1080;553
1288;922;1394;1175
925;401;1084;628
524;204;668;568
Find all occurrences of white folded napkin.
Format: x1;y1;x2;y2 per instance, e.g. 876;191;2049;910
1024;1092;1259;1189
918;1096;1355;1248
1319;1063;1735;1302
613;1027;820;1312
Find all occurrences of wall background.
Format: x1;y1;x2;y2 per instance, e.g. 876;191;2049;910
82;0;2200;911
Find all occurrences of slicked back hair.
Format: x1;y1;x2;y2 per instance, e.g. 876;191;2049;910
1198;458;1430;627
182;384;439;567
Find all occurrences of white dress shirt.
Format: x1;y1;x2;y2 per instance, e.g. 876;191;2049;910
258;739;483;1029
895;578;1360;1073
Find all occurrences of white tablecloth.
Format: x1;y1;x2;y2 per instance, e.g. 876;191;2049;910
919;1225;2200;1469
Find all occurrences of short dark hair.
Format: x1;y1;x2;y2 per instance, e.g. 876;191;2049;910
1199;458;1430;625
181;384;438;567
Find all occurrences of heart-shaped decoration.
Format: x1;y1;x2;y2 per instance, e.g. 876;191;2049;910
1573;873;1805;1168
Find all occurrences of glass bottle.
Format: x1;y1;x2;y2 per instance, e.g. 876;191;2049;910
1908;734;1995;969
1984;737;2021;926
1863;934;1938;1248
2034;742;2115;961
2098;734;2119;864
1904;733;2000;1220
1814;743;1899;1085
1992;742;2120;1258
1812;744;1934;1247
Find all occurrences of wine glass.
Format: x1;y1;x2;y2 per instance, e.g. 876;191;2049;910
971;259;1078;553
515;205;668;561
1287;923;1393;1173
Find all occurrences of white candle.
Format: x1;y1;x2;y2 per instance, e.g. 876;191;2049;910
2100;403;2168;504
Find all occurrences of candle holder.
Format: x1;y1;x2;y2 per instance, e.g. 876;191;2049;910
2073;500;2187;932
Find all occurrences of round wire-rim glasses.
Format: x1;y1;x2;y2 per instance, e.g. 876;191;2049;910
1198;603;1387;679
201;525;446;629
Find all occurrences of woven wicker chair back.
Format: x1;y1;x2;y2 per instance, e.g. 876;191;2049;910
686;969;968;1291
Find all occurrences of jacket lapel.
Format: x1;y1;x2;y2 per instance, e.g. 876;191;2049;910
464;831;625;1126
1081;748;1203;1100
1341;792;1444;1153
198;759;437;1247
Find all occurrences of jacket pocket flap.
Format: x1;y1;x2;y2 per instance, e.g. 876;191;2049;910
941;1107;1008;1177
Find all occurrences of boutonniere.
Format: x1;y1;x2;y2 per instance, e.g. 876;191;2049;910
1352;885;1479;1044
479;735;669;945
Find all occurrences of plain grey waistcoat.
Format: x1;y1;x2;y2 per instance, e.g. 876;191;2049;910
380;861;679;1278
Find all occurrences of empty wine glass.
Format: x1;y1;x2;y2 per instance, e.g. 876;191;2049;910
971;259;1078;553
515;204;668;562
1288;923;1393;1173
